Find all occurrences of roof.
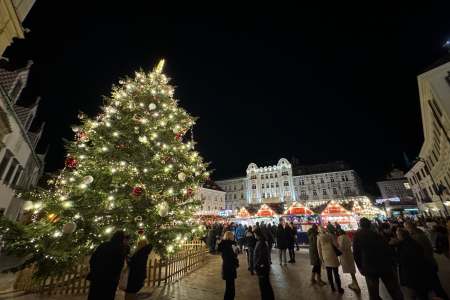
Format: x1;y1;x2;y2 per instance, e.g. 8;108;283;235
0;61;32;97
202;180;225;192
421;53;450;74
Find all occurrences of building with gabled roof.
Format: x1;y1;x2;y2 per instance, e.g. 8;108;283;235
0;61;46;220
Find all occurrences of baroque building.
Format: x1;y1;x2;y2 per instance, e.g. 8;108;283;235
216;158;364;210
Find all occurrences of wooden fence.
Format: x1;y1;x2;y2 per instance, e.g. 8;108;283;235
14;240;208;295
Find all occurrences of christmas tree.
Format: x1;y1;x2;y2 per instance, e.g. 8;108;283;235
0;60;208;278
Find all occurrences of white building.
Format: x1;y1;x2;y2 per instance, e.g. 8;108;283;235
0;62;45;220
216;158;364;210
195;181;226;216
405;55;450;216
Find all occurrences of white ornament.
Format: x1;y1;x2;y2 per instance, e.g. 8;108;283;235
135;216;143;222
148;103;157;111
158;201;169;217
63;222;77;234
178;172;186;182
71;126;80;132
138;136;148;144
82;175;94;185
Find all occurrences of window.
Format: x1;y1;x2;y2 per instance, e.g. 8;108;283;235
274;174;277;178
0;150;13;180
330;178;334;182
271;183;274;188
322;189;327;195
284;181;289;186
333;188;337;195
403;182;411;190
3;159;18;184
265;174;269;179
261;175;264;180
270;174;273;178
320;178;324;184
281;171;288;176
344;186;351;194
252;184;256;189
251;175;257;180
233;194;236;199
313;190;317;196
311;179;315;184
241;193;243;199
276;182;279;188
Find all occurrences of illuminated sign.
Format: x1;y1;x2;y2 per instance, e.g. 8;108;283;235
375;197;401;204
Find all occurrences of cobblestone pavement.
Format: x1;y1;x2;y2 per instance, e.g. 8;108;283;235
153;248;450;300
2;249;449;300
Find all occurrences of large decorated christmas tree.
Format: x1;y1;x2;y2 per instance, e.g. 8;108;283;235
0;60;208;278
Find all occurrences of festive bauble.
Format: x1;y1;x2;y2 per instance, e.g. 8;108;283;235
65;156;78;170
82;175;94;185
178;172;186;182
47;213;60;223
158;201;169;217
132;186;143;197
135;216;143;222
76;131;89;142
71;126;80;132
63;222;77;234
187;188;194;197
175;133;183;141
137;228;145;235
148;103;157;111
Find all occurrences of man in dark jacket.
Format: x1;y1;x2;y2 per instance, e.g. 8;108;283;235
352;218;403;300
276;219;289;265
395;228;432;300
87;231;130;300
405;221;449;300
254;228;275;300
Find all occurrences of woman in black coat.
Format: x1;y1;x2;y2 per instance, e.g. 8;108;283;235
245;226;257;275
287;222;296;263
125;239;153;300
395;228;433;300
218;231;239;300
87;231;130;300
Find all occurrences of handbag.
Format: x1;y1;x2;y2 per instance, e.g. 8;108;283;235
333;244;342;256
118;266;129;291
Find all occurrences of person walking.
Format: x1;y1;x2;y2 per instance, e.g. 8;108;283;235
235;224;245;253
276;218;289;266
287;222;296;263
336;227;360;292
124;239;153;300
395;228;433;300
254;228;275;300
307;224;326;285
245;226;257;275
317;226;344;293
405;221;449;300
218;231;239;300
87;231;130;300
352;218;404;300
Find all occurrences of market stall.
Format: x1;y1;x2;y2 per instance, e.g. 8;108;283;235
320;200;358;231
283;202;320;244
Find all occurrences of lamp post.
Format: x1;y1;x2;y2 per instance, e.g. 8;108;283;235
417;157;449;217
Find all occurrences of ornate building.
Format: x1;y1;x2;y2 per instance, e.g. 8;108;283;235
0;0;35;57
405;54;450;216
194;180;226;216
0;62;45;220
216;158;364;210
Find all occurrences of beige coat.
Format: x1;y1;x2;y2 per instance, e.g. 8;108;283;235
317;232;340;268
337;234;356;274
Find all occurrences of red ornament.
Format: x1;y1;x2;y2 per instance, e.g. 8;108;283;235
187;187;194;197
175;132;183;141
76;131;89;142
132;186;143;197
65;156;78;170
137;228;145;235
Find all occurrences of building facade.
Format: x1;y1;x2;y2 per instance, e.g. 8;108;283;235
0;0;35;57
216;158;364;210
377;168;416;216
0;62;45;220
405;56;450;216
194;181;226;216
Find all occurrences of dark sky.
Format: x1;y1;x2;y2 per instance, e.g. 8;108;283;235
4;2;450;191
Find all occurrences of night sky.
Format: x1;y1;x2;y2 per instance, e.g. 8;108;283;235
4;3;450;192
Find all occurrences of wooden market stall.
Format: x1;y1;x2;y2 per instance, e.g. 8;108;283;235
320;200;358;231
283;202;320;244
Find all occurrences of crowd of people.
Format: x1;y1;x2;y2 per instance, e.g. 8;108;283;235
208;215;450;300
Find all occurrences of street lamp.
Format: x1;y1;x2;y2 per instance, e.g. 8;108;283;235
417;157;449;217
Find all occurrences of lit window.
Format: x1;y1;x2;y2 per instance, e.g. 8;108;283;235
404;182;411;190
